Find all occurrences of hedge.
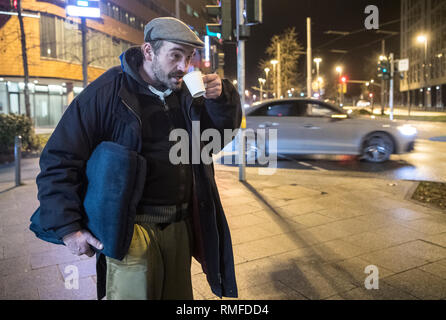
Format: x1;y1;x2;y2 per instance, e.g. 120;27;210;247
0;113;40;154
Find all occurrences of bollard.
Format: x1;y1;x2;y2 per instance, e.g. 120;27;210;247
14;135;22;186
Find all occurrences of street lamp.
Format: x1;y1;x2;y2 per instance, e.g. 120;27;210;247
264;67;270;98
258;78;266;102
335;66;343;105
417;34;428;107
271;59;278;98
314;58;322;97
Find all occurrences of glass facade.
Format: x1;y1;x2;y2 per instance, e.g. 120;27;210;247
0;81;79;127
40;14;133;70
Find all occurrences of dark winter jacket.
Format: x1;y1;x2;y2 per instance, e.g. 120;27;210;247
34;48;242;299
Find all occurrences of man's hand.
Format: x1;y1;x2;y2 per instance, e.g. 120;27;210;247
203;73;222;100
63;229;103;257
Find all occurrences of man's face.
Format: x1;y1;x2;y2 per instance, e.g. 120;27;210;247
151;41;195;90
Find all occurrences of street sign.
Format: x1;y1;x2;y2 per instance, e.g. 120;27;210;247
398;58;409;72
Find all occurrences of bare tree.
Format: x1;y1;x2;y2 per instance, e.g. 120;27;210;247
17;0;31;117
259;27;304;95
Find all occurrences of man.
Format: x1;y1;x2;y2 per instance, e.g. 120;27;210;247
35;17;241;300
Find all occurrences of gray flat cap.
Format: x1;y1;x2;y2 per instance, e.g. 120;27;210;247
144;17;204;48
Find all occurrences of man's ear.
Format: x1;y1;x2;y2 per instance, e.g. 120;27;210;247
141;43;154;62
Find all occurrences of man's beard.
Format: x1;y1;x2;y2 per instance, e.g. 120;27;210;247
152;57;185;91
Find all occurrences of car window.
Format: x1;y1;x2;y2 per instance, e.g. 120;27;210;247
250;103;301;117
305;102;337;117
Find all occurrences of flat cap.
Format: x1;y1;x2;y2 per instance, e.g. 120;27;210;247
144;17;204;48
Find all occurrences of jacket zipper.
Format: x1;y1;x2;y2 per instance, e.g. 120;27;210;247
121;99;142;128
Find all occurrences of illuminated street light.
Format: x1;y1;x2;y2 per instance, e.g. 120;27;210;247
416;34;428;105
264;67;270;98
270;60;279;98
258;78;266;101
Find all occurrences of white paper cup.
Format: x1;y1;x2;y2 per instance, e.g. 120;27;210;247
183;70;206;98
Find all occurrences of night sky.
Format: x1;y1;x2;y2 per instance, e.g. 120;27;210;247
223;0;401;98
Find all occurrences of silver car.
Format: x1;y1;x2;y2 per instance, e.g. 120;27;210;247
238;98;417;163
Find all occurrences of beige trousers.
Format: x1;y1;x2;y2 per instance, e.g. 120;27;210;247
105;219;194;300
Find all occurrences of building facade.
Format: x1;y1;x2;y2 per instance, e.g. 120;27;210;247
0;0;209;127
400;0;446;108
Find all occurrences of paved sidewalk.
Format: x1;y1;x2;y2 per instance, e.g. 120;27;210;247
1;163;446;300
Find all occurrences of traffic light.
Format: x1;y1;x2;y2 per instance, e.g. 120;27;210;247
206;0;232;41
245;0;263;25
340;76;347;83
377;59;391;80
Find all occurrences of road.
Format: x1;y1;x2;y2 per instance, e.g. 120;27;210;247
217;120;446;183
1;121;445;185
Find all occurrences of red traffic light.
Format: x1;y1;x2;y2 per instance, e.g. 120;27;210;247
369;93;374;98
341;76;347;83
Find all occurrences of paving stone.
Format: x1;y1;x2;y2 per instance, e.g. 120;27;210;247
4;265;63;296
342;232;397;251
387;207;432;221
383;269;446;299
326;282;418;300
223;203;263;217
327;257;396;286
418;262;446;280
420;233;446;248
4;287;39;300
307;239;372;263
233;259;283;292
236;281;307;300
399;218;446;235
191;273;215;299
58;258;97;280
0;256;31;277
38;277;97;300
373;224;426;244
269;262;357;300
234;233;305;261
230;225;274;245
391;240;446;262
358;246;429;273
227;213;269;230
290;212;335;227
316;206;365;220
321;218;373;236
30;246;81;269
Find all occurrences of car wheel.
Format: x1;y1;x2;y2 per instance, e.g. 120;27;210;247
361;132;394;163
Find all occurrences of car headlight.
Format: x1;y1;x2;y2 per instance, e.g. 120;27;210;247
397;125;417;136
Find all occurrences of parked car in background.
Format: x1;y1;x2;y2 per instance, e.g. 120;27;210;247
232;98;417;163
356;100;371;108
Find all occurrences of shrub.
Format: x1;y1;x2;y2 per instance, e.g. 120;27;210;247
0;114;40;154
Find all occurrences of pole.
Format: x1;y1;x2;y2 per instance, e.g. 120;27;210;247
277;42;281;98
15;136;22;187
381;40;385;115
424;39;427;109
237;0;246;182
17;0;31;117
389;53;394;120
272;63;276;98
316;61;320;97
175;0;180;19
259;81;263;102
306;17;312;98
81;17;88;88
